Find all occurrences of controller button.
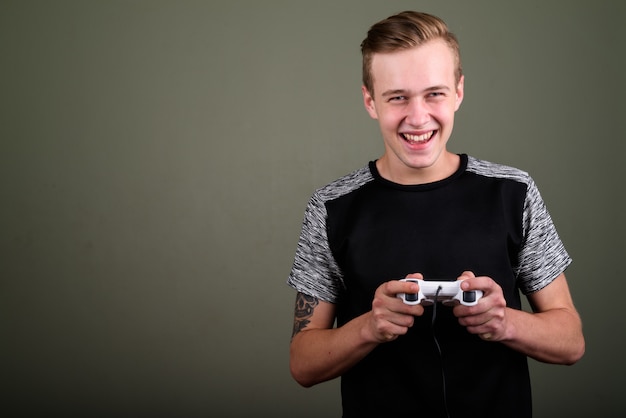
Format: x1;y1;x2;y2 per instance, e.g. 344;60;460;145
405;293;419;302
463;291;476;303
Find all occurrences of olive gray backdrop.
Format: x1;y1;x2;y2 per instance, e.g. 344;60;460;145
2;0;624;417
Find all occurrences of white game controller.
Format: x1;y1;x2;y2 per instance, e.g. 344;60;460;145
397;278;483;307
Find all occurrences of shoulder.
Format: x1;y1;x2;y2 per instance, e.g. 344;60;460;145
299;164;374;229
312;164;374;204
465;155;532;186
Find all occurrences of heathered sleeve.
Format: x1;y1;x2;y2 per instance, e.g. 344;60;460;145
516;177;572;294
287;192;345;303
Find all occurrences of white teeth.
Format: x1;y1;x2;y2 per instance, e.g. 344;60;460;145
404;131;434;143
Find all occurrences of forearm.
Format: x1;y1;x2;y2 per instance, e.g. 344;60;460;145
289;313;379;387
501;307;584;365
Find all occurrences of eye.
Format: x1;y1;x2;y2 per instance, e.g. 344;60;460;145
427;91;446;99
388;95;408;102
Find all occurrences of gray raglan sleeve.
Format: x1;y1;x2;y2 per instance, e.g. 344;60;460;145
516;178;572;294
286;193;344;303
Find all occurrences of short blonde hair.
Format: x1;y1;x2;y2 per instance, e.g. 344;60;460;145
360;11;463;95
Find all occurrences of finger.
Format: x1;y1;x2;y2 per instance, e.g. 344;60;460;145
458;271;475;281
460;275;492;293
382;279;420;298
405;272;424;280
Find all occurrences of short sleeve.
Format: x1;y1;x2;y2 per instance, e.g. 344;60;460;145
516;178;572;294
287;193;345;303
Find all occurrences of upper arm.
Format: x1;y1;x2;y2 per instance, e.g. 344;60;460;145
526;273;578;314
291;292;336;338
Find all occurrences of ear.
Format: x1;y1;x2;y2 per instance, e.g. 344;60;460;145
454;75;465;111
362;85;379;119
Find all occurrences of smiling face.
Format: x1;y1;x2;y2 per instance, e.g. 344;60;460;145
363;39;464;184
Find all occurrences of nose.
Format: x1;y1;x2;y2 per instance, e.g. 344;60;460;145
405;99;430;127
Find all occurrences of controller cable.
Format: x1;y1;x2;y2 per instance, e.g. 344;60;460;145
431;285;451;418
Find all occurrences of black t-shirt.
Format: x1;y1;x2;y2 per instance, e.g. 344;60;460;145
288;154;571;417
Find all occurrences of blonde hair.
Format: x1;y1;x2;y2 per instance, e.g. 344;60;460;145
360;11;462;95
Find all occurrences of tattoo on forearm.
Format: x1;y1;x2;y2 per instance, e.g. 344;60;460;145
292;293;319;338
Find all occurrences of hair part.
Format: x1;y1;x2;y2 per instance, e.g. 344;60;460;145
360;11;463;95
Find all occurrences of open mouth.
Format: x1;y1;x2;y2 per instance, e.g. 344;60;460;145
401;130;436;145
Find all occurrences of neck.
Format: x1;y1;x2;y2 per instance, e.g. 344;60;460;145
376;152;460;185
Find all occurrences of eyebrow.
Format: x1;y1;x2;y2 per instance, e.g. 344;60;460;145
381;85;451;97
381;89;409;98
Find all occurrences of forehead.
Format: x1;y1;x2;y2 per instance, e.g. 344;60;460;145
370;39;457;93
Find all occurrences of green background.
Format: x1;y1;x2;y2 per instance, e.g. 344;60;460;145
2;0;624;416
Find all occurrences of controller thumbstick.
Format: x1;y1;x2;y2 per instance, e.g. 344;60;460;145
405;292;419;302
463;291;477;303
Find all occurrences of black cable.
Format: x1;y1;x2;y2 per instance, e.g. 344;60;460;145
431;285;451;418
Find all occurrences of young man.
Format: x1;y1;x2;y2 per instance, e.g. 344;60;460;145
287;11;584;418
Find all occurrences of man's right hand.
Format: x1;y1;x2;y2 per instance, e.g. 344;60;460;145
366;274;425;342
